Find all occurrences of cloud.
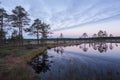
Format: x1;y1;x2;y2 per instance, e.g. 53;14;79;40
49;0;120;31
51;12;120;31
1;0;120;33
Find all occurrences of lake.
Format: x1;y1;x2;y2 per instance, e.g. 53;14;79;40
30;42;120;80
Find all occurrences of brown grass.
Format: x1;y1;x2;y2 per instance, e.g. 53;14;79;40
0;46;48;80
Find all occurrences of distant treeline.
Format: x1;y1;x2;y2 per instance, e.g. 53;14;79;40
23;37;120;41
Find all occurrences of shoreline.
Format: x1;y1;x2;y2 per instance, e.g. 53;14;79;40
0;45;57;80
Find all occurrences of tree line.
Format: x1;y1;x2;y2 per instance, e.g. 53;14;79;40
0;5;50;46
81;30;113;38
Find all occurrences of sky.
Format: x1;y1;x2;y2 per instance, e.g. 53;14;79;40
0;0;120;38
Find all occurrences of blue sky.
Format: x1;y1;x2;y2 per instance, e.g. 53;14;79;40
1;0;120;38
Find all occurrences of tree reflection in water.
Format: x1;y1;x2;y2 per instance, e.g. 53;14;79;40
30;42;119;75
30;42;120;80
83;43;88;52
30;51;53;74
97;42;108;53
80;42;118;53
54;47;64;54
30;47;64;74
109;43;113;50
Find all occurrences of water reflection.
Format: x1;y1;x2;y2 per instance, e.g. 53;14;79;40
31;42;118;73
30;51;53;73
80;42;118;53
109;43;113;50
54;47;64;54
30;42;120;80
31;42;119;74
83;43;88;52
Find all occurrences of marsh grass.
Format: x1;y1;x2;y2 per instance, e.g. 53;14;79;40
0;45;50;80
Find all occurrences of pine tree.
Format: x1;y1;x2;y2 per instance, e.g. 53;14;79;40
11;6;30;46
0;8;8;44
25;19;42;45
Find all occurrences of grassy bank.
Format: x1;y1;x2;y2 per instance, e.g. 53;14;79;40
0;45;51;80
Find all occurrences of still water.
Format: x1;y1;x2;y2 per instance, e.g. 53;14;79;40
31;42;120;80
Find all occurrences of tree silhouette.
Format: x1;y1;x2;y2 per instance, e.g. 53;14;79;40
11;6;30;46
98;30;104;37
109;34;113;37
25;19;42;45
40;22;50;39
82;33;88;38
0;8;8;44
40;22;50;45
92;33;97;37
103;31;108;37
26;19;50;45
60;33;63;38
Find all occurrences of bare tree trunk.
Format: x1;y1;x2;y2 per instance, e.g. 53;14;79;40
37;30;39;45
18;17;23;46
20;27;23;46
0;15;4;45
18;26;21;46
